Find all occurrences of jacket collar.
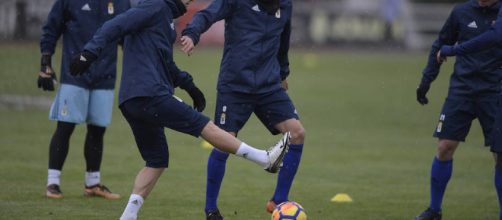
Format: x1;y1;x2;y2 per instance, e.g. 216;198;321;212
470;0;501;11
164;0;187;19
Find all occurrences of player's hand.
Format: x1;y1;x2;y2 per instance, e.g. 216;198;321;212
37;54;58;91
185;85;206;112
436;51;447;64
281;79;289;90
69;50;97;75
180;36;195;56
437;45;456;63
416;83;430;105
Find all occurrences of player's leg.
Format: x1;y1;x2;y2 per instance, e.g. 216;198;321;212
118;95;288;220
134;94;288;169
200;122;289;169
268;119;305;211
415;98;474;220
119;97;170;220
205;148;231;219
205;92;253;217
494;153;502;220
486;96;502;219
254;90;303;212
46;121;76;198
83;89;119;199
46;84;88;198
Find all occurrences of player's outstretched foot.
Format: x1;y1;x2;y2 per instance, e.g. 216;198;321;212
46;184;63;199
266;200;278;213
414;208;442;220
84;184;120;200
265;132;291;173
206;210;224;220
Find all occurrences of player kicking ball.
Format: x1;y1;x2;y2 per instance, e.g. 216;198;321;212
69;0;290;219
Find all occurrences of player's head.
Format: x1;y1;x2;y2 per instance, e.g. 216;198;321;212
181;0;194;6
257;0;280;14
478;0;498;7
172;0;194;18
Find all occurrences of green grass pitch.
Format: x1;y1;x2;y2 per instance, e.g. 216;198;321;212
0;42;498;219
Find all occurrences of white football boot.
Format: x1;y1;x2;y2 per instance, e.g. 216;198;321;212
264;132;291;173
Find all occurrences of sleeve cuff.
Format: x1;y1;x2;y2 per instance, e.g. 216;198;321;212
440;45;457;56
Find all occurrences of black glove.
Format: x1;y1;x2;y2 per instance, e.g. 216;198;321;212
181;82;206;112
37;54;58;91
69;50;97;75
257;0;280;14
416;83;430;105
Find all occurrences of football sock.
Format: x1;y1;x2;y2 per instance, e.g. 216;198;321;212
495;154;502;219
48;121;76;170
85;171;100;187
235;142;268;167
120;194;144;220
429;157;452;212
272;144;303;204
84;124;105;172
47;169;61;186
205;149;230;214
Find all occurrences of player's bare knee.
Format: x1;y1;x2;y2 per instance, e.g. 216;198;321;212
288;125;306;144
437;140;458;160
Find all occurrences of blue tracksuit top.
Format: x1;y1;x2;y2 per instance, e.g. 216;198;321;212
422;0;502;99
40;0;130;89
84;0;194;105
182;0;292;94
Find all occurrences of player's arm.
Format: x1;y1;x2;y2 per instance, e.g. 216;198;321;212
84;2;159;57
180;0;235;55
417;7;459;105
38;0;66;91
70;1;160;75
441;8;502;56
278;18;291;90
168;59;206;112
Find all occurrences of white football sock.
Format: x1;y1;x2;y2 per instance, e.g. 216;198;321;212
120;194;144;220
85;171;101;187
47;169;61;186
235;142;268;167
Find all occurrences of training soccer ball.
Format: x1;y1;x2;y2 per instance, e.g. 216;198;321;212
271;201;307;220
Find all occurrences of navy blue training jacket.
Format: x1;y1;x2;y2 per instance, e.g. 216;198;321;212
421;0;502;99
84;0;194;104
452;1;502;61
40;0;130;89
182;0;292;94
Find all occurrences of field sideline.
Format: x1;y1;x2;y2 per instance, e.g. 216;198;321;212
0;42;497;219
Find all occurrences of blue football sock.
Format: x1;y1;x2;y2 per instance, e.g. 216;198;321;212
495;167;502;219
429;157;452;212
272;144;303;204
205;149;229;214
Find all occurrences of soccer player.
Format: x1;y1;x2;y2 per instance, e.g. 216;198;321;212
180;0;305;219
68;0;290;219
414;0;501;219
39;0;130;199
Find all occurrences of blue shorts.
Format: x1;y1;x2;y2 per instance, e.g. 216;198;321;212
491;96;502;152
214;90;299;135
433;97;497;146
49;84;114;127
119;95;210;168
